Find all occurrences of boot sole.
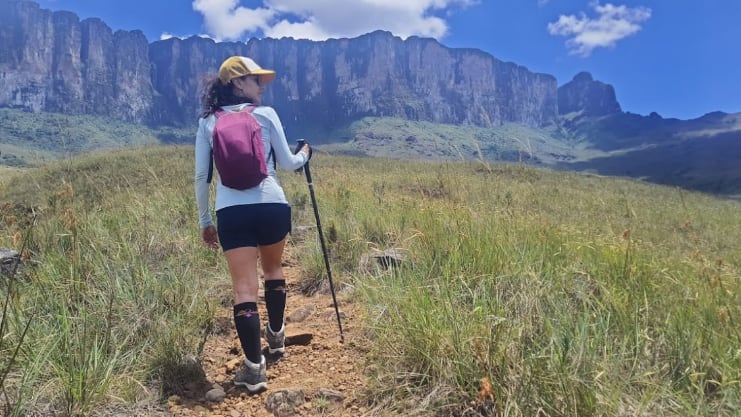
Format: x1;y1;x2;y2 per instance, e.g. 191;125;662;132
235;380;268;393
267;346;285;354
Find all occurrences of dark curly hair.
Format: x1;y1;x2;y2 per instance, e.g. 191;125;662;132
200;76;253;118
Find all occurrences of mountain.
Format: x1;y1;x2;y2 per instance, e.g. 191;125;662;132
0;2;153;121
1;0;740;197
0;0;556;131
558;111;741;194
557;72;621;117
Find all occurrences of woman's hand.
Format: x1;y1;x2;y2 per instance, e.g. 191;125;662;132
201;225;219;249
300;143;311;160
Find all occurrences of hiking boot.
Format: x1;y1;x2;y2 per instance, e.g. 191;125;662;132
264;323;285;354
234;356;267;393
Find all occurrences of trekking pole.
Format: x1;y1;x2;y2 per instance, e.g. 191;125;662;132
294;139;344;343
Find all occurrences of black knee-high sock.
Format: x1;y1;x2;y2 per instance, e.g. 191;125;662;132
264;280;287;332
233;302;261;363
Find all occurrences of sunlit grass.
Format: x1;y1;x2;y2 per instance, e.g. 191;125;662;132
295;156;740;416
0;147;217;416
1;146;739;416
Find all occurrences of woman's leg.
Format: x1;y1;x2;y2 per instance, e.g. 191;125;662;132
225;246;260;304
259;238;288;334
224;247;262;364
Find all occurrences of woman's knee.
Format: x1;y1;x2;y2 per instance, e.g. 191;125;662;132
232;276;260;301
259;240;286;276
262;260;284;279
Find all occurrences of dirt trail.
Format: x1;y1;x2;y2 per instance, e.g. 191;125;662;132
166;248;371;417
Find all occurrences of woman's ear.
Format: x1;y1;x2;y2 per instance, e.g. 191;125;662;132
230;78;244;96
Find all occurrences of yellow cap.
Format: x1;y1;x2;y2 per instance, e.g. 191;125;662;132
218;56;276;85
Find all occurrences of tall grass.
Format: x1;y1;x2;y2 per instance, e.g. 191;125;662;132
292;157;740;416
1;147;739;416
0;147;219;416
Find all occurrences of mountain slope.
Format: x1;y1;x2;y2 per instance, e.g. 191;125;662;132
555;111;741;196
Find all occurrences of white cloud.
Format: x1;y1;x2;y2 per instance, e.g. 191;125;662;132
191;0;477;41
192;0;277;41
547;1;651;56
160;32;214;41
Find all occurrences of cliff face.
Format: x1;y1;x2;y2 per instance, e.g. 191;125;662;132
0;0;153;120
557;72;622;116
0;0;54;112
148;32;558;129
1;0;574;131
80;18;115;112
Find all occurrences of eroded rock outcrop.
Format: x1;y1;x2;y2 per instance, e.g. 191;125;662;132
557;71;622;116
1;0;576;132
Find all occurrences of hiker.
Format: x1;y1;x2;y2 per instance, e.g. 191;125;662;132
194;56;311;393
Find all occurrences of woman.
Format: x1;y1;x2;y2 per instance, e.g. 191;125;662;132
194;56;310;393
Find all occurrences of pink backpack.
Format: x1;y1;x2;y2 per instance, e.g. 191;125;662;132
208;106;272;190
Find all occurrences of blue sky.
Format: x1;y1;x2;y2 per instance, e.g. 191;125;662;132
35;0;741;120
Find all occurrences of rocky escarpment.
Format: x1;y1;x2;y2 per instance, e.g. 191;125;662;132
3;0;606;133
0;1;153;121
557;72;621;116
149;32;558;130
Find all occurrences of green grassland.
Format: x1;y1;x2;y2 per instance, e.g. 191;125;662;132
0;108;194;167
0;146;739;416
320;116;602;164
1;110;591;169
3;107;740;197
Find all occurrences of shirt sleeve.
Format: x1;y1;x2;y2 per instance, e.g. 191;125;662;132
261;106;308;171
194;116;214;228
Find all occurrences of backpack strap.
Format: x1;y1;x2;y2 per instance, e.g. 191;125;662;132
206;110;226;184
245;105;276;171
207;149;214;184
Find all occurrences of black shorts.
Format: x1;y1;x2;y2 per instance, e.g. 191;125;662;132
216;203;291;251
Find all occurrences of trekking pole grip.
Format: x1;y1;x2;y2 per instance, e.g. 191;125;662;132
294;139;313;182
293;139;305;155
294;139;309;176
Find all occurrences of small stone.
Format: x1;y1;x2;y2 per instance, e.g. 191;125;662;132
285;330;314;346
205;387;226;402
265;388;306;417
315;388;345;402
0;249;20;276
286;306;313;323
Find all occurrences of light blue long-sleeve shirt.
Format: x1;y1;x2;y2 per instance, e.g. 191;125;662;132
194;103;308;228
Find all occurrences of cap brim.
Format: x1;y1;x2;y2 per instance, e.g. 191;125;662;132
256;72;276;85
